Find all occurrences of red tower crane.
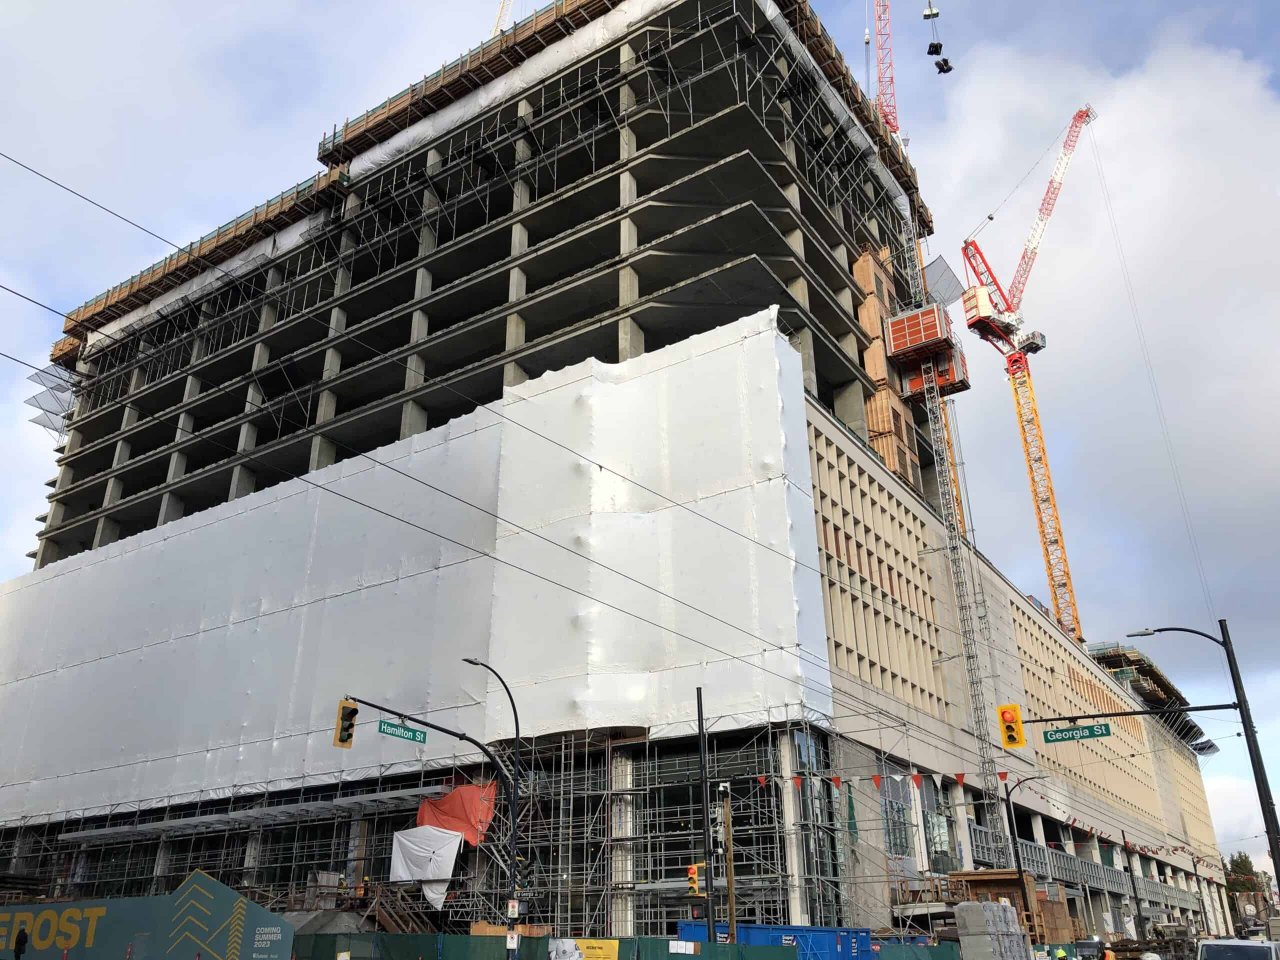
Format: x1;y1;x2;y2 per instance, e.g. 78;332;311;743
873;0;899;133
960;104;1096;642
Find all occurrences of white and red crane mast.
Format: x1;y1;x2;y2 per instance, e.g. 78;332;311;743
960;104;1096;642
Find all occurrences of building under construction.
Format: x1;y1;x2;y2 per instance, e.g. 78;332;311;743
3;0;1233;943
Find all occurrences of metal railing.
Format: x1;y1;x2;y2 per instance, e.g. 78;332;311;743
969;822;1202;912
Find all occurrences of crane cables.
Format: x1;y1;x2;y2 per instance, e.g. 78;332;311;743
1086;126;1217;623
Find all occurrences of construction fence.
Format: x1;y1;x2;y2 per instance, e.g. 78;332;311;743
291;934;794;960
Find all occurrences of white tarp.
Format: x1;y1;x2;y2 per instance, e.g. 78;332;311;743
0;311;828;824
390;825;464;908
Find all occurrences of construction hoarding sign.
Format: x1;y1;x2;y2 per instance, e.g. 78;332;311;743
549;940;621;960
0;871;292;960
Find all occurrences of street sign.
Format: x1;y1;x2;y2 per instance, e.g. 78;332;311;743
1043;723;1112;744
378;718;426;744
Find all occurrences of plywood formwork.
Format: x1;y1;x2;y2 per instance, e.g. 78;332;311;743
55;167;350;353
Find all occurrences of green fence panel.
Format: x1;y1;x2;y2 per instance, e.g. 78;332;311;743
876;943;961;960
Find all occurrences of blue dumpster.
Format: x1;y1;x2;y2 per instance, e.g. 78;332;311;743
676;923;873;960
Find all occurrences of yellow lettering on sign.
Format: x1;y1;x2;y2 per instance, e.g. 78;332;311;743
32;911;58;951
82;906;107;948
55;909;82;950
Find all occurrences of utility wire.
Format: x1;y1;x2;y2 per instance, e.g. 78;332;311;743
966;116;1073;241
1086;127;1218;624
0;136;1061;688
0;275;1165;764
0;144;1158;755
0;322;923;737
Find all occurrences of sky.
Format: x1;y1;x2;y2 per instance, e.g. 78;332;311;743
1;0;1278;878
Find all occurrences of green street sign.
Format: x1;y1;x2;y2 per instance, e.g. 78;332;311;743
378;718;426;744
1043;723;1112;744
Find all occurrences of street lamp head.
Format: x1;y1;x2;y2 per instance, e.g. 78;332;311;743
462;657;483;666
1125;629;1156;638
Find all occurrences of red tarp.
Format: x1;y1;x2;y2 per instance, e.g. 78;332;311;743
416;782;498;846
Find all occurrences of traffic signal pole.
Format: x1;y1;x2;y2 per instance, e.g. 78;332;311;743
340;694;518;944
696;688;716;942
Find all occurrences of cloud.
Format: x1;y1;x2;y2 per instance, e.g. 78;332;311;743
0;0;1274;863
909;27;1280;842
1205;772;1274;878
912;31;1280;710
0;1;490;580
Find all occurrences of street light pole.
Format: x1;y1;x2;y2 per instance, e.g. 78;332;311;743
1127;620;1280;877
1003;775;1047;883
464;658;521;960
1003;782;1025;879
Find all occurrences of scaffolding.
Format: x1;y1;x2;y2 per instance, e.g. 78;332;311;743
43;0;930;566
0;720;918;936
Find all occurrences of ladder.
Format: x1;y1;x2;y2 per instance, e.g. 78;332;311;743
919;359;1007;864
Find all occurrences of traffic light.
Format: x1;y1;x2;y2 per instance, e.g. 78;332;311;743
997;703;1026;749
686;864;700;896
333;698;359;749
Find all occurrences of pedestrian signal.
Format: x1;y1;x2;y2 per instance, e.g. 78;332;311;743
334;698;359;749
997;703;1026;749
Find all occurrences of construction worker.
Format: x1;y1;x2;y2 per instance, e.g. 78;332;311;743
1055;948;1068;960
1103;944;1116;960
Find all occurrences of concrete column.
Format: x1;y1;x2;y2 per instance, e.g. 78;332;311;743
618;264;639;307
346;819;369;885
619;78;638;161
1030;813;1047;847
101;475;124;510
1059;829;1077;858
609;750;636;936
334;192;363;295
33;537;61;569
309;343;343;471
256;264;284;336
513;99;535;163
151;839;172;895
242;832;262;889
400;295;432;440
157;492;184;525
784;227;805;259
620;170;637;206
229;464;256;501
1081;834;1103;864
92;516;120;549
62;427;83;456
52;463;74;494
789;327;818;394
833;381;868;439
909;772;931;871
951;783;974;870
1217;883;1234;936
617;317;645;362
504;313;528;388
620;216;638;256
786;275;810;310
777;733;811;925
